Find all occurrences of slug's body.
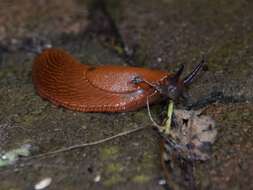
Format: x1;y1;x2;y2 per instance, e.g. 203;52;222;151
32;48;203;112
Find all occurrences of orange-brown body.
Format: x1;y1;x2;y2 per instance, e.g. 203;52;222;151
32;48;173;112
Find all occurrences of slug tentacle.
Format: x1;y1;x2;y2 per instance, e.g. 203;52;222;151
172;64;184;82
183;60;205;86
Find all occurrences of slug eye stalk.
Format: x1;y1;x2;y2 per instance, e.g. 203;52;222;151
183;59;205;86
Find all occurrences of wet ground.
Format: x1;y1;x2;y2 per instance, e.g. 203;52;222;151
0;0;252;190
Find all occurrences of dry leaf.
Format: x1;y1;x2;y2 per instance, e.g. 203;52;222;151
163;109;217;161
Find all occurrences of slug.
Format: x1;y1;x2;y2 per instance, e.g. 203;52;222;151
32;48;204;112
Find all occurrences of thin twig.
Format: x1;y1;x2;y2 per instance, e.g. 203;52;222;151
146;96;161;129
25;126;146;161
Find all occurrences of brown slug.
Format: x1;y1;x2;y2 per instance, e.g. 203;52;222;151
32;48;204;112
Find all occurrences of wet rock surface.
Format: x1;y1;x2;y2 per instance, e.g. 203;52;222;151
0;0;252;190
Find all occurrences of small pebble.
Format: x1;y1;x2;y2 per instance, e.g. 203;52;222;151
157;57;162;62
81;125;87;130
94;175;101;183
34;177;52;190
158;178;166;186
1;155;7;160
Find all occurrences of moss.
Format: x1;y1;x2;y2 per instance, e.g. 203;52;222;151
103;175;125;187
106;163;123;173
135;152;156;173
103;163;125;186
142;152;155;167
130;152;155;184
100;146;120;160
132;175;150;184
21;115;36;126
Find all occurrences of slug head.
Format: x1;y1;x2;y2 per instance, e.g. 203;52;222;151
155;65;184;101
132;60;204;101
155;60;205;101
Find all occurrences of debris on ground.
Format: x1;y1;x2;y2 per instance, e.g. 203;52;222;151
159;107;217;189
0;144;32;167
166;109;217;161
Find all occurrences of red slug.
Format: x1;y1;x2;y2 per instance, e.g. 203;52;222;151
32;48;204;112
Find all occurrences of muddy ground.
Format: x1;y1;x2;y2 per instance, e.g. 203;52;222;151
0;0;252;190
